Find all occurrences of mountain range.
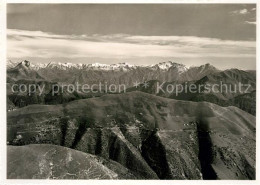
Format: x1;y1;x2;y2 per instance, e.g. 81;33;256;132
7;60;219;85
7;92;255;179
6;60;256;179
7;60;256;115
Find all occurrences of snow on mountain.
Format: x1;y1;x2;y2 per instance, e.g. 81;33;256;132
6;60;18;69
7;60;198;73
85;62;137;71
15;60;31;69
150;61;188;73
7;60;222;87
42;62;83;70
7;60;45;81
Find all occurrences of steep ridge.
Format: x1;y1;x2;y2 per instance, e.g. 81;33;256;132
7;60;45;82
7;60;219;86
7;92;255;179
7;144;137;179
180;63;219;81
127;69;256;115
229;90;256;115
6;60;222;110
6;61;104;110
175;69;256;115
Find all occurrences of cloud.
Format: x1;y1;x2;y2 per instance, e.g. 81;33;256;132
230;7;256;16
231;8;249;15
245;21;256;25
7;29;256;59
7;4;42;14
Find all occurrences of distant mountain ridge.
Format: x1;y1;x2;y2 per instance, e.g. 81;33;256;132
7;60;211;72
7;60;220;85
6;60;257;179
7;60;45;82
7;59;256;115
126;68;256;115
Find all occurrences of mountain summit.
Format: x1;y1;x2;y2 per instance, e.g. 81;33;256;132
150;61;188;72
7;60;44;81
7;60;220;85
7;60;192;72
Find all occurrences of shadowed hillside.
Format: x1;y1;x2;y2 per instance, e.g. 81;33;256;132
7;92;255;179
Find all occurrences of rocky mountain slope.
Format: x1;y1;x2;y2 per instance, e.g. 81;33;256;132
7;60;45;82
7;92;256;179
127;69;256;115
7;144;136;179
7;60;256;116
7;60;219;86
7;61;104;109
6;60;219;110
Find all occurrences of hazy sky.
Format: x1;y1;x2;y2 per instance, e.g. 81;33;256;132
7;4;256;69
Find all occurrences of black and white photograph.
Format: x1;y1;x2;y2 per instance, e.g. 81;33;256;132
1;1;258;182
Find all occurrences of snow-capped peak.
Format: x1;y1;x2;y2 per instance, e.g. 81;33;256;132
20;60;31;68
43;62;85;70
7;60;191;73
87;63;109;67
154;61;175;70
6;60;18;69
86;62;137;71
150;61;188;73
